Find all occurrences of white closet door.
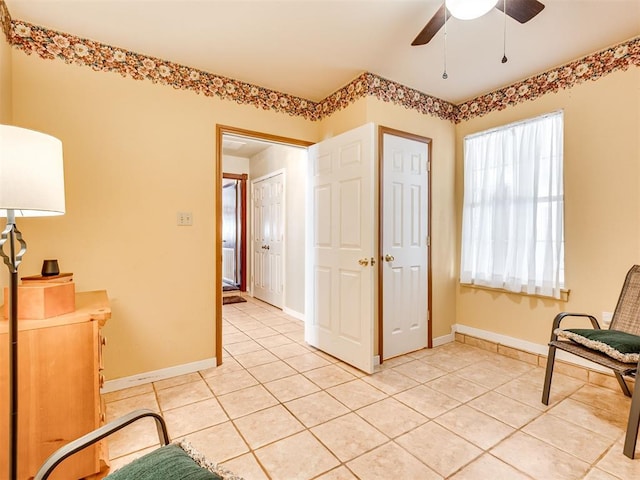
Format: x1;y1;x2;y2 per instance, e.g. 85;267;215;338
253;173;284;308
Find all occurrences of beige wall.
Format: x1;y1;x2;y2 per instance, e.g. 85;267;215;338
11;52;316;380
455;68;640;346
0;16;467;379
0;28;10;123
9;49;458;380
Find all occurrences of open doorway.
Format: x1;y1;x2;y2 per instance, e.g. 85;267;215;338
215;125;312;365
222;173;247;293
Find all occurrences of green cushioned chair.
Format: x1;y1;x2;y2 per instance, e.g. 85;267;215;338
542;265;640;459
35;409;227;480
106;444;221;480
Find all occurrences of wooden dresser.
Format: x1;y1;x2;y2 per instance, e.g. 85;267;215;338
0;290;110;479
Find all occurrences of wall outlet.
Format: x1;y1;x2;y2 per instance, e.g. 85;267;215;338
177;211;193;226
602;311;613;328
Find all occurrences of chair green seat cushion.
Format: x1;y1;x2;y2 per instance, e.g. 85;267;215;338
555;328;640;363
105;444;222;480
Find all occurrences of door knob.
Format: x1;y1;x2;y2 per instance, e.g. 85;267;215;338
384;254;395;262
358;258;369;266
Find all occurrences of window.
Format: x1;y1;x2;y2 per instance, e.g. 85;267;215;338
460;111;564;298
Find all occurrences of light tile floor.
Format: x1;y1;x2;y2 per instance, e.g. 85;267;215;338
103;297;640;479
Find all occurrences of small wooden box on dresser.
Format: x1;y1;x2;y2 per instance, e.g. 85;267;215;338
0;290;111;479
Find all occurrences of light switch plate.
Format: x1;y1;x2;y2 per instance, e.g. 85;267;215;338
177;211;193;226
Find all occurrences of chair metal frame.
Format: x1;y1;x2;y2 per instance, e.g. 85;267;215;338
35;409;170;480
542;265;640;459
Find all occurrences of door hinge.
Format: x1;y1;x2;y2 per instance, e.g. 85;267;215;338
427;160;431;172
427;236;431;247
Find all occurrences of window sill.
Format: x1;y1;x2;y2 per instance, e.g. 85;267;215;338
459;283;570;302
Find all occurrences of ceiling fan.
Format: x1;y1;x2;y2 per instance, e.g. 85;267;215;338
412;0;545;46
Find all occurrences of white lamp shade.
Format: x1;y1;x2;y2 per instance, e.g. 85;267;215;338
0;124;65;217
447;0;498;20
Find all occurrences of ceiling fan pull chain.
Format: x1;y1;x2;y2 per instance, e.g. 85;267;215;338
442;0;448;79
502;0;508;63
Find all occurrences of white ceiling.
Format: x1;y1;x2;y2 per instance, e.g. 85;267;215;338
223;134;281;157
5;1;640;104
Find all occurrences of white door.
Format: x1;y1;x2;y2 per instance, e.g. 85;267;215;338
253;172;284;308
305;123;376;374
381;133;429;359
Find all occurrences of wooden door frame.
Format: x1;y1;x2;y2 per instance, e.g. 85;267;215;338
222;172;248;292
377;126;433;363
215;125;312;365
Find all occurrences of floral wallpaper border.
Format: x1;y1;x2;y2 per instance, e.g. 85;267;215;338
456;36;640;122
10;21;326;120
317;72;457;122
6;19;458;122
1;0;638;124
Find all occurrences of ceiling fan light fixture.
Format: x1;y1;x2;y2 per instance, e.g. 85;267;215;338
447;0;499;20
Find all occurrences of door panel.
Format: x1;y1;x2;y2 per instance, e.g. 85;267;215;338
314;266;332;330
340;178;362;247
306;123;376;373
382;133;429;360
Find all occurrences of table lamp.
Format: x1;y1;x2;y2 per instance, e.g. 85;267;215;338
0;124;65;480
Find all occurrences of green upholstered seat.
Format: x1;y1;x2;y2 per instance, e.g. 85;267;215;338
106;444;222;480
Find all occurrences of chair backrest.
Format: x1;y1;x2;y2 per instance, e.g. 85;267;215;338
609;265;640;335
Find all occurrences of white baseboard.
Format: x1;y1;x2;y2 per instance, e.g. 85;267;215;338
283;307;304;322
101;357;217;394
432;332;455;347
453;324;547;355
453;323;610;373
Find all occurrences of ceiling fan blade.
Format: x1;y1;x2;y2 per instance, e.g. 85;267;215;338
496;0;545;24
411;4;447;46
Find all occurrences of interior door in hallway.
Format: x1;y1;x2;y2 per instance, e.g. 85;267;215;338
222;179;239;285
252;172;284;308
305;123;376;374
381;131;429;359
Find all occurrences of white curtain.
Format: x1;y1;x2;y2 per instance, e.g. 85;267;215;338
460;111;564;298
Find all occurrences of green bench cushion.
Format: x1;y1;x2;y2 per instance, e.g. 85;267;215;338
105;444;222;480
555;328;640;363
